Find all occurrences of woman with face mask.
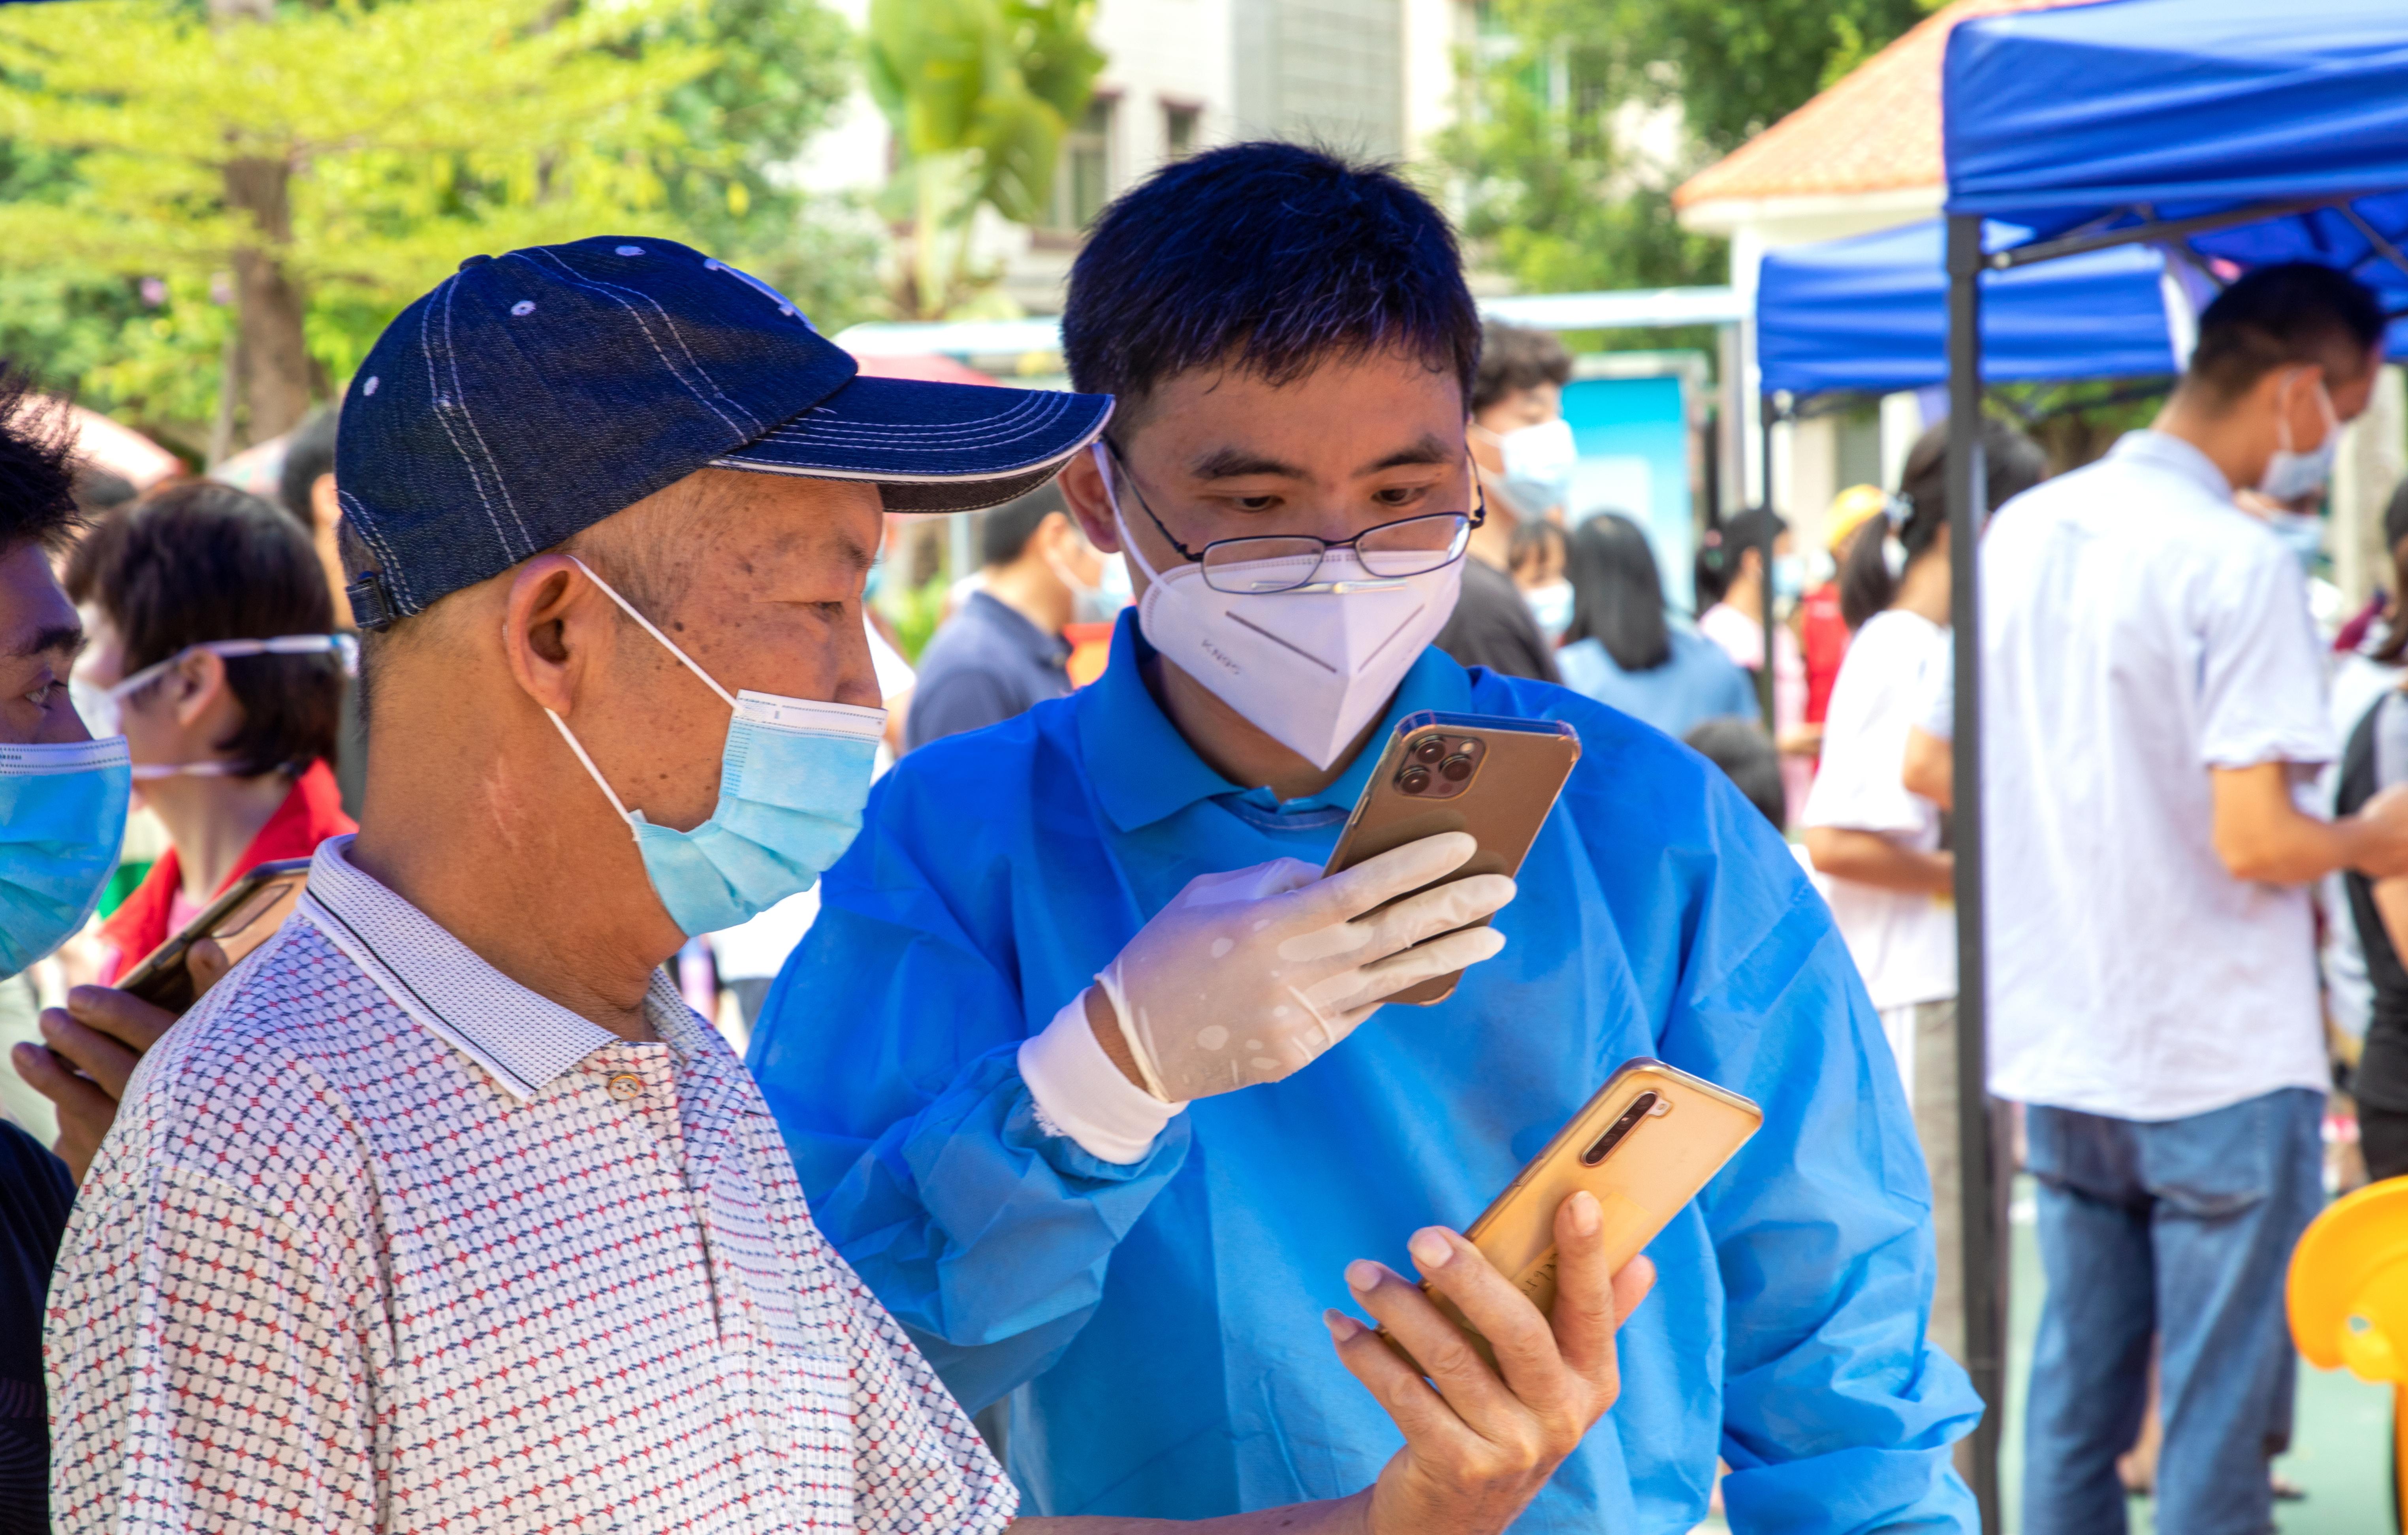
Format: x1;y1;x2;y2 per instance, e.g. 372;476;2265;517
63;482;356;988
1697;506;1814;820
1554;513;1756;737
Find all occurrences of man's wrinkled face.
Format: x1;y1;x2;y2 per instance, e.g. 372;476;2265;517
0;540;88;747
554;468;886;837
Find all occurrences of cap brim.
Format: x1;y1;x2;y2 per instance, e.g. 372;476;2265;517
713;374;1112;514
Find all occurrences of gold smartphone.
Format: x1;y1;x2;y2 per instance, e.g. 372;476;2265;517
116;858;312;1011
1323;711;1580;1005
1389;1058;1763;1373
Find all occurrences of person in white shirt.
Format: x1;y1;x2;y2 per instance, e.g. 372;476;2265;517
1804;416;2046;1377
1982;261;2408;1535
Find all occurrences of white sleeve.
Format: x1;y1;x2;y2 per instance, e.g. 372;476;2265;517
2198;547;2338;770
1802;625;1930;836
1915;634;1955;741
1017;989;1182;1164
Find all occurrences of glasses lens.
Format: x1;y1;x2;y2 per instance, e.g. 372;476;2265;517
1356;514;1470;577
1202;538;1326;594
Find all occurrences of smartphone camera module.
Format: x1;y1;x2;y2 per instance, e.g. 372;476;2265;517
1579;1090;1672;1166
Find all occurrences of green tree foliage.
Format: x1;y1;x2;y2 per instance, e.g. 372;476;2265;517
865;0;1104;318
1445;0;1931;307
0;0;867;456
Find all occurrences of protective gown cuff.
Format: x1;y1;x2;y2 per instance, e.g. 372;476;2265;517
1018;990;1182;1165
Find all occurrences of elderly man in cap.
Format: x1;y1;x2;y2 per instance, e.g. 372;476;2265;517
49;239;1653;1535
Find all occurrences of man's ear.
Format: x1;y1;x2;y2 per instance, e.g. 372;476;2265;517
499;554;609;719
170;649;227;730
1057;450;1122;555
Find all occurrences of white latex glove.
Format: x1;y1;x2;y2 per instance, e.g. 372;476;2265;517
1097;831;1514;1103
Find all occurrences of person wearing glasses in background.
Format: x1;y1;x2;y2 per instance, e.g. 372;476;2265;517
748;143;1978;1533
9;482;356;1182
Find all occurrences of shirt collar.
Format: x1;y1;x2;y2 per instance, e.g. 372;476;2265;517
299;834;689;1099
2109;429;2237;503
1074;608;1474;832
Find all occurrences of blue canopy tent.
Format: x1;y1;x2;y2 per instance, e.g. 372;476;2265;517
1755;217;2177;399
1938;2;2408;1519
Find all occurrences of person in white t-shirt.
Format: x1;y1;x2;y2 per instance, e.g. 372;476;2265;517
1804;416;2046;1375
1984;263;2408;1535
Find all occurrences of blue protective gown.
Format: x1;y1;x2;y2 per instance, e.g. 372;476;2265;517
750;613;1979;1533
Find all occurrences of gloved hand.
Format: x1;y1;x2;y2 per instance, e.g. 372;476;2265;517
1096;831;1514;1103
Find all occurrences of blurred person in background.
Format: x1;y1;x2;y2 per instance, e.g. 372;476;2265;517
1508;517;1571;643
903;481;1099;752
65;483;354;988
1682;716;1785;831
1554;512;1755;737
10;483;351;1182
0;373;115;1535
2333;479;2408;1184
279;406;367;811
1697;506;1814;818
1984;263;2408;1535
1804;417;2046;1379
1804;484;1888;713
1435;322;1564;682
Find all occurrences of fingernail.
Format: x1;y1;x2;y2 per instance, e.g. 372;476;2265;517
1345;1258;1382;1293
1324;1309;1364;1343
1408;1229;1453;1271
1570;1189;1602;1237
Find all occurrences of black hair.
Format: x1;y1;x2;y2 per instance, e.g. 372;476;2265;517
980;480;1067;568
1684;717;1784;830
2186;262;2386;405
1506;515;1564;580
1839;417;2047;630
1474;324;1572;415
1695;506;1784;608
1563;514;1671;672
279;405;340;535
66;481;342;778
0;370;83;557
1061;142;1481;424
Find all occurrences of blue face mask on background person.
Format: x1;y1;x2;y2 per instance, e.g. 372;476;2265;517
546;557;887;938
1476;417;1578;520
2259;370;2340;502
0;737;132;977
1524;578;1575;641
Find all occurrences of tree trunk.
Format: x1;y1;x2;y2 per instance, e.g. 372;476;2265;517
222;156;312;446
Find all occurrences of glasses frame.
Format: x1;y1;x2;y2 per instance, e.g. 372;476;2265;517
1103;442;1486;595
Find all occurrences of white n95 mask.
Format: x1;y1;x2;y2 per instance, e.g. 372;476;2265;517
1096;444;1462;771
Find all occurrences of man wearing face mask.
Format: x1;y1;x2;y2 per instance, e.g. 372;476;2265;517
905;482;1104;751
1432;323;1569;683
49;237;1656;1535
0;374;111;1535
751;143;1977;1532
1981;262;2408;1535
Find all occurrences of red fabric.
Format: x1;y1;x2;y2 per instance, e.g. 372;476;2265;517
1799;582;1851;726
97;760;356;984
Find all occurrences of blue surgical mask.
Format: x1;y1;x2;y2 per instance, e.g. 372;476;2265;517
1772;552;1807;602
2259;371;2340;503
547;558;887;939
0;737;132;977
1478;418;1578;520
1524;578;1574;641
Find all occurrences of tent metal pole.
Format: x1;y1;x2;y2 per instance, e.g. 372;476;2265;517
1987;192;2340;269
1756;395;1777;728
1945;211;2004;1530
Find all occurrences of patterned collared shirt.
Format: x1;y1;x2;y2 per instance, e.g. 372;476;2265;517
49;835;1013;1534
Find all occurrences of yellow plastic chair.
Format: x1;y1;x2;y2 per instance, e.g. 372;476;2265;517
2288;1174;2408;1521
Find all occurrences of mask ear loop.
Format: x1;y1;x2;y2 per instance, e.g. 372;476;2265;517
1092;444;1171;590
541;554;736;843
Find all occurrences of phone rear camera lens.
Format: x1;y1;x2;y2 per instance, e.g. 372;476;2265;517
1413;736;1446;764
1399;765;1433;793
1439;754;1474;782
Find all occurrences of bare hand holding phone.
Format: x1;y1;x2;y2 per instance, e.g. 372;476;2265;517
13;940;227;1181
1327;1192;1657;1535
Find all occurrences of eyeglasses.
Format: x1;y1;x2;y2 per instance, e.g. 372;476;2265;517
1105;444;1484;595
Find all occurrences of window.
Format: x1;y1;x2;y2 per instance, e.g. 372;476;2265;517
1049;97;1115;231
1164;102;1199;159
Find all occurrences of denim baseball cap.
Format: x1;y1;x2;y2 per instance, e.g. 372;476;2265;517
334;235;1112;629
